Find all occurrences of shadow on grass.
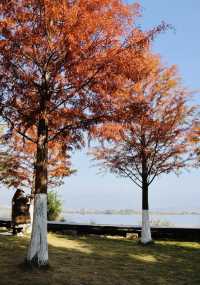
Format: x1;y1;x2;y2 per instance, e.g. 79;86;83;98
0;233;200;285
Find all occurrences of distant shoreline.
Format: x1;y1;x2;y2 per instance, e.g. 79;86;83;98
1;205;200;216
62;209;200;216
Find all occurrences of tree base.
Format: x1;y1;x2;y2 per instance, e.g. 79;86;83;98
26;194;48;266
23;258;50;270
138;239;154;246
141;210;152;244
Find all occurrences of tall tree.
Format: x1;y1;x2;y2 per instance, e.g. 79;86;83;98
90;63;194;244
0;0;159;266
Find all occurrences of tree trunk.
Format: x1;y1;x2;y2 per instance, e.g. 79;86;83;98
141;180;152;244
26;116;48;267
141;143;152;244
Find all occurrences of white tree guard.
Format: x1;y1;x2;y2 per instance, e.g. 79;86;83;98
141;210;152;244
26;194;48;266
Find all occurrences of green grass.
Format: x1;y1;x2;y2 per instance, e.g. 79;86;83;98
0;231;200;285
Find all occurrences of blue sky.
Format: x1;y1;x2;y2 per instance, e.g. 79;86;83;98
1;1;200;211
136;0;200;91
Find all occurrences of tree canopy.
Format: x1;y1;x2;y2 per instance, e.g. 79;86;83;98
91;63;194;188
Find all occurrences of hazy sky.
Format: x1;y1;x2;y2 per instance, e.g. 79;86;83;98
1;1;200;211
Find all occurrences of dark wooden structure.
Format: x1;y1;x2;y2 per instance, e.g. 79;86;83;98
12;189;31;226
1;218;199;241
0;218;11;229
47;222;200;241
11;189;31;234
0;219;199;241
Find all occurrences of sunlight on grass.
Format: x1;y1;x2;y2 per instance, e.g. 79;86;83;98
157;240;200;250
48;233;93;254
0;232;199;285
130;253;157;263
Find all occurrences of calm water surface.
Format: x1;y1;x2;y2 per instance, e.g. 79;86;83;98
1;207;199;227
62;213;200;228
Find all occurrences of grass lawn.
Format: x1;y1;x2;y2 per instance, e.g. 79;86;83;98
0;231;200;285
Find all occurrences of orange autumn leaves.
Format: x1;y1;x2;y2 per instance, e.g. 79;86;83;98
0;0;192;193
0;0;152;139
90;62;195;187
0;0;158;190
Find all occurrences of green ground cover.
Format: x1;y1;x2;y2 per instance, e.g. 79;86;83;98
0;232;199;285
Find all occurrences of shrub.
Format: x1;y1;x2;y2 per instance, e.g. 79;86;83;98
47;191;62;221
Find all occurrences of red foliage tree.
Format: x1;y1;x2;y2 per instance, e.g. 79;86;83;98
90;63;194;244
0;0;160;266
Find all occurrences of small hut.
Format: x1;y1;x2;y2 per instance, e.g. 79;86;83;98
12;189;31;234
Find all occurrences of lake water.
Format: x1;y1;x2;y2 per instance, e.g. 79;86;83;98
1;207;200;228
62;213;200;228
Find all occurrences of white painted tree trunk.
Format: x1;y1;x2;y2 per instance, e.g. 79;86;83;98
26;194;48;266
141;210;152;244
